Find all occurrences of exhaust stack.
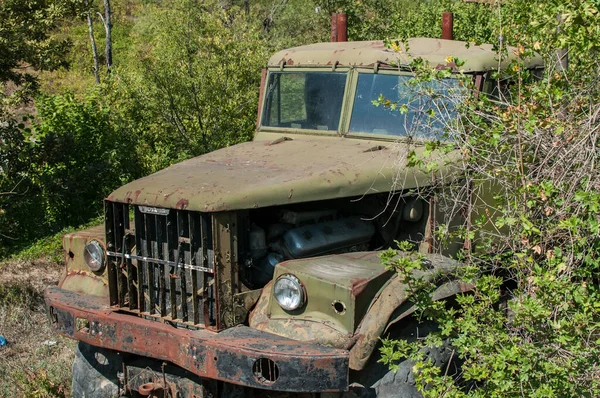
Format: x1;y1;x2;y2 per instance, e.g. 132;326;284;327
330;13;348;42
442;12;454;40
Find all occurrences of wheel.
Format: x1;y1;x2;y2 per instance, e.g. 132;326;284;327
72;342;123;398
372;340;453;398
360;320;456;398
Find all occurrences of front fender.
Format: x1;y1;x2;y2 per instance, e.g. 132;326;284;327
348;255;473;370
59;224;109;297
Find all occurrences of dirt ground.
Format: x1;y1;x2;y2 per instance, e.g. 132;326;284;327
0;257;75;397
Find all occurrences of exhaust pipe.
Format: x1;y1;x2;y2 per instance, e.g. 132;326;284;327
330;12;347;42
442;12;454;40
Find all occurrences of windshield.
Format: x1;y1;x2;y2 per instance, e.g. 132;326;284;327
262;72;346;131
349;74;461;139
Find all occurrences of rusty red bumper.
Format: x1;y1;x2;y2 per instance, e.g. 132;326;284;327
45;287;349;392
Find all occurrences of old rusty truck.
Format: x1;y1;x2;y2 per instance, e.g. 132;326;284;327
45;37;543;397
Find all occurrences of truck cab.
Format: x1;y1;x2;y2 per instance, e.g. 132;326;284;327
46;38;542;397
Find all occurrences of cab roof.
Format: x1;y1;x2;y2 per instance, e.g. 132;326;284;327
268;38;544;73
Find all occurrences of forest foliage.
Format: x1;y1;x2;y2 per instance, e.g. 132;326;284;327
1;0;600;396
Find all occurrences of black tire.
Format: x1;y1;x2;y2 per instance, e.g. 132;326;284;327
365;321;455;398
72;342;123;398
372;341;453;398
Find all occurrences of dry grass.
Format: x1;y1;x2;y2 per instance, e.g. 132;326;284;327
0;257;75;397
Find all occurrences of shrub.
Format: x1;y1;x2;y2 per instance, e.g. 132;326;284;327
0;92;143;254
378;1;600;396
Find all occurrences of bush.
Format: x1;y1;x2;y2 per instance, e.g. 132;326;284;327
0;92;143;255
378;1;600;396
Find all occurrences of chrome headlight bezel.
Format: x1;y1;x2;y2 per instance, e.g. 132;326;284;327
84;240;105;273
273;274;305;311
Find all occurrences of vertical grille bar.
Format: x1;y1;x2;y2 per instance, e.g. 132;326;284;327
201;214;214;326
124;206;137;310
151;214;158;314
177;212;189;322
112;202;127;307
134;208;145;313
189;213;200;325
167;212;178;320
105;201;118;306
156;214;167;317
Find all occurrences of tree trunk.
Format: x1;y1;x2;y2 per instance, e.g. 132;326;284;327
87;12;100;84
103;0;113;72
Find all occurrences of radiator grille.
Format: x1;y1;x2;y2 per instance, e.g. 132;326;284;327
105;201;215;328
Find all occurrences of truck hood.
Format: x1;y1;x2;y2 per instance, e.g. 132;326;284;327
107;137;458;212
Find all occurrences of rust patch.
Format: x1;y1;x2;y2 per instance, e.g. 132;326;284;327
176;198;189;210
348;278;369;296
436;62;458;71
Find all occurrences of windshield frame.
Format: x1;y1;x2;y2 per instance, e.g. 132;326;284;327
257;67;469;142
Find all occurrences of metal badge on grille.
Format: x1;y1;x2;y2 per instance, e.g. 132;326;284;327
139;206;170;216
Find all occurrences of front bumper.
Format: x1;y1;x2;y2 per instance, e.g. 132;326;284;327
45;287;349;392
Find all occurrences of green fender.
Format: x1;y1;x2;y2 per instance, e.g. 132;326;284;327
348;255;473;370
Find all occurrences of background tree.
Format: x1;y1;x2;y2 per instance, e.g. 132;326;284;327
0;0;74;97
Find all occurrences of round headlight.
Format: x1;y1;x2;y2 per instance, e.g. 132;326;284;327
84;240;105;272
273;274;305;311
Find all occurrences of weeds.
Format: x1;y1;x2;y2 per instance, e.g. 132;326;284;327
0;283;44;311
1;216;103;263
0;257;74;398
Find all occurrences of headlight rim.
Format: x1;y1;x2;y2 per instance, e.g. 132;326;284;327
84;239;106;273
273;273;306;312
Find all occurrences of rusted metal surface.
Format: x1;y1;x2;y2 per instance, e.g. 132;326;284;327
330;13;338;42
267;38;544;72
331;13;347;42
212;211;240;329
337;13;347;42
45;286;349;392
348;254;465;370
255;68;267;130
125;359;216;397
442;12;454;40
137;382;167;396
107;138;458;213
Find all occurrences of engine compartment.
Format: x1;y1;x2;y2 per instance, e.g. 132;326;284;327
241;192;429;288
